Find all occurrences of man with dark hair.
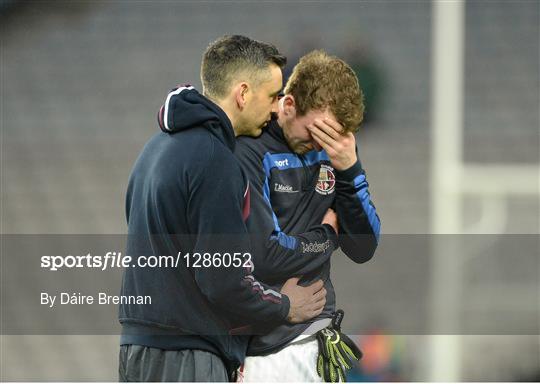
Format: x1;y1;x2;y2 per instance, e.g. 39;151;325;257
118;35;327;382
233;50;381;382
199;35;286;138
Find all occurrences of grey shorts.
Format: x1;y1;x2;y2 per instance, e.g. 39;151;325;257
119;344;229;382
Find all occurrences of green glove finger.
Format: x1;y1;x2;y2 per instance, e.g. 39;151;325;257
340;342;358;365
317;354;325;380
336;361;346;383
338;338;361;368
330;362;346;383
317;331;329;359
328;338;339;366
322;354;332;382
333;342;351;370
329;363;338;383
340;333;363;361
317;340;332;382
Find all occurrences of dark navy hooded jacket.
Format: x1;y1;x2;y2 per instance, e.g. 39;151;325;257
119;86;290;366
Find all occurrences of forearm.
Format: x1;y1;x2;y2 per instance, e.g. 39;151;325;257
252;224;338;280
334;161;380;263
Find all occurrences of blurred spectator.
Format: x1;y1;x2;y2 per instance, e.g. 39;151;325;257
341;41;385;125
347;331;405;382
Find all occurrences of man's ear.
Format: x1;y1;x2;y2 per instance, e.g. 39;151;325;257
235;83;249;110
280;95;296;117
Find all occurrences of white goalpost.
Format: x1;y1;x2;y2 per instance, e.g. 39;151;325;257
429;0;539;380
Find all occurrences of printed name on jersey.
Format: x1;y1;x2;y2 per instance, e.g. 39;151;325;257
301;240;331;253
315;164;336;195
274;183;299;193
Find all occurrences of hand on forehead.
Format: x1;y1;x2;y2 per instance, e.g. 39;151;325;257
307;116;357;171
312;117;345;137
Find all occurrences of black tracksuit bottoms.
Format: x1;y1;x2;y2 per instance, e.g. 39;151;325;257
119;345;229;382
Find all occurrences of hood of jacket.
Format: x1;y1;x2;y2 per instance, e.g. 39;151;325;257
157;85;236;151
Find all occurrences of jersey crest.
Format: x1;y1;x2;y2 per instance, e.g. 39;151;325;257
316;164;336;195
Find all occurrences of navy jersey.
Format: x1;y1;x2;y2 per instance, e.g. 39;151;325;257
235;118;380;355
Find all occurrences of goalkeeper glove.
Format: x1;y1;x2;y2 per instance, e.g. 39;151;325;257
316;310;362;382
